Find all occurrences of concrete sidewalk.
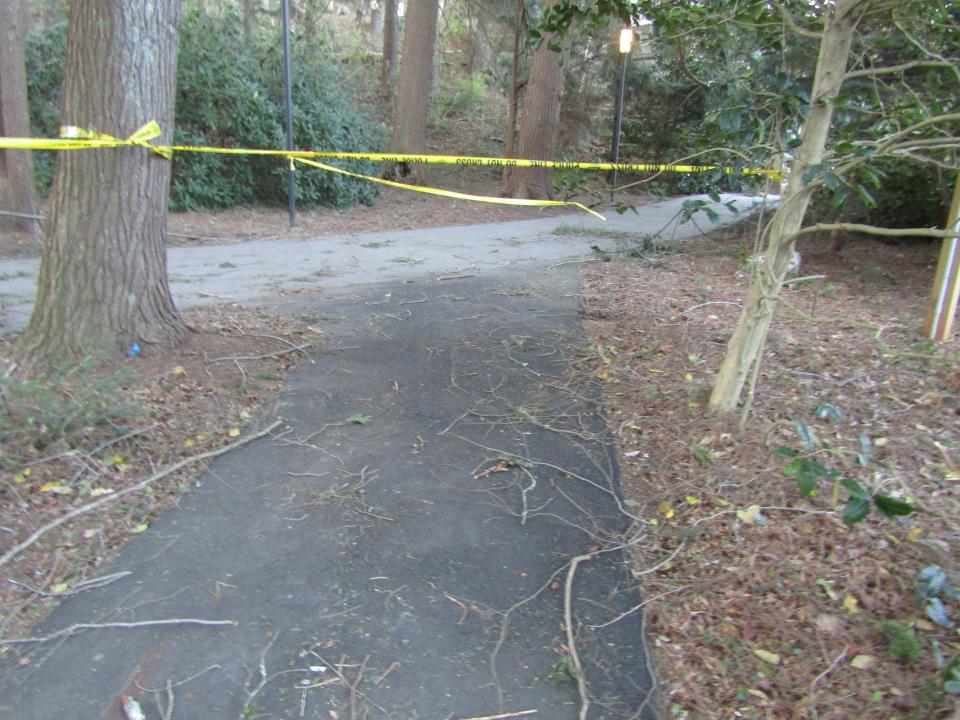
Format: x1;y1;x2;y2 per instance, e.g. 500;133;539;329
0;193;766;334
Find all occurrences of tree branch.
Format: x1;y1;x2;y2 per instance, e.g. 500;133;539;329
845;60;955;80
793;223;959;240
0;618;237;645
0;419;284;569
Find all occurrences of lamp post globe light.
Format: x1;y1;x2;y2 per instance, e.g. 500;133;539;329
611;26;634;203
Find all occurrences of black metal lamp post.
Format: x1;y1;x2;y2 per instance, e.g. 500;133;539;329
610;26;634;204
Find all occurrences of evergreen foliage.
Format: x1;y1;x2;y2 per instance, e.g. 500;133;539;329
24;11;385;210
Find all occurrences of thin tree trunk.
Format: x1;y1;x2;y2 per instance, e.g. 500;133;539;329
380;0;398;101
16;0;187;369
385;0;439;184
0;0;41;235
708;0;859;415
502;0;523;188
243;0;254;38
502;0;565;200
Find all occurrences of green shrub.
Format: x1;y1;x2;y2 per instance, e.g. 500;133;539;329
23;10;385;210
24;17;66;194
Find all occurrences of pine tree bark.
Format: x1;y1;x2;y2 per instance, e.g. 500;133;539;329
502;0;565;200
16;0;187;369
384;0;439;184
0;0;41;235
708;0;860;415
380;0;398;101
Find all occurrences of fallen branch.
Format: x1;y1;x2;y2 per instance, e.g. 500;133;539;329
206;345;312;363
0;618;237;645
564;553;594;720
0;419;284;569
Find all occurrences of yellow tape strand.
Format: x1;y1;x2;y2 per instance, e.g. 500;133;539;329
0;122;784;216
293;157;606;220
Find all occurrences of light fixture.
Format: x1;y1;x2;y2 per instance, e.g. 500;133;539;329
619;27;634;54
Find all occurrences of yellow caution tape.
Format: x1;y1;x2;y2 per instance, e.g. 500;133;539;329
0;122;783;216
292;157;606;219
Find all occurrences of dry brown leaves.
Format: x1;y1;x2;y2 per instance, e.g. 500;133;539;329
581;229;960;719
0;305;314;644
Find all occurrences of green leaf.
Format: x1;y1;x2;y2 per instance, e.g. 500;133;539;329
704;207;720;222
842;496;872;524
774;446;799;459
853;183;877;208
795;470;817;497
873;494;914;517
830;186;850;209
708;192;722;203
841;478;871;500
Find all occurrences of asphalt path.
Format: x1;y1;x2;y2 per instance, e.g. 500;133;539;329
0;195;764;719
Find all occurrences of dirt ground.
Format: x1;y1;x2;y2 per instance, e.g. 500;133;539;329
580;226;960;719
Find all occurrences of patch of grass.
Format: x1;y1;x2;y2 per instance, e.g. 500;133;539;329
880;620;921;664
345;413;371;425
218;261;237;269
361;239;394;248
552;224;649;243
0;359;141;466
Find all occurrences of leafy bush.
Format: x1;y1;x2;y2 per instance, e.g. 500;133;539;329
174;11;385;210
24;17;66;194
24;11;385;210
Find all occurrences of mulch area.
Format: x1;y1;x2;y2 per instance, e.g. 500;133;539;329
0;306;315;644
580;228;960;718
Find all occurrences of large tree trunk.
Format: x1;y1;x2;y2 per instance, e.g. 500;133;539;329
708;0;859;415
0;0;41;235
16;0;187;368
380;0;398;101
502;0;564;200
385;0;439;184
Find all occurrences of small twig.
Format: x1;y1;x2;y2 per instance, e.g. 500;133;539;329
348;655;369;720
206;345;312;363
809;647;849;720
226;332;316;363
587;585;690;629
373;661;398;686
564;553;593;720
437;273;477;281
460;712;538;720
155;679;174;720
0;618;236;645
0;419;283;569
8;570;131;598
